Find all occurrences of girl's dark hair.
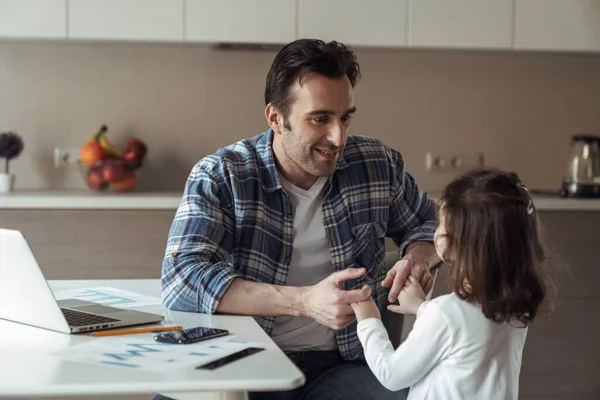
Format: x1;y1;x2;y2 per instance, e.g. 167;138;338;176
438;168;555;326
265;39;361;118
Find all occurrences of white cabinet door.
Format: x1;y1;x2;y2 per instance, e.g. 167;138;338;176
186;0;295;44
0;0;66;39
298;0;407;47
409;0;514;49
68;0;183;41
515;0;600;51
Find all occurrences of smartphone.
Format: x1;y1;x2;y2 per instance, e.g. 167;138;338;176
154;326;229;344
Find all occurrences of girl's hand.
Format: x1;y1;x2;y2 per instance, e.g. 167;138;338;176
350;296;381;322
387;276;426;315
382;255;433;303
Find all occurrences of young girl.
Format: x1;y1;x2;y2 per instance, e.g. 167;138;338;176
351;168;554;400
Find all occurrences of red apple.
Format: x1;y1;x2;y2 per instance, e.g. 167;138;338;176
124;138;147;160
121;150;143;169
87;166;108;191
101;160;126;183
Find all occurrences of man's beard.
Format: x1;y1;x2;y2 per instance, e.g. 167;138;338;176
281;121;339;178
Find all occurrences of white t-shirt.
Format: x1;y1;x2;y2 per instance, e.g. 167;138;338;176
270;175;338;351
357;293;528;400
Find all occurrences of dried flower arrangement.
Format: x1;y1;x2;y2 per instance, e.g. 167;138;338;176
0;131;24;174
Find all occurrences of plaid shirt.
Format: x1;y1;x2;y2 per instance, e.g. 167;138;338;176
161;129;437;360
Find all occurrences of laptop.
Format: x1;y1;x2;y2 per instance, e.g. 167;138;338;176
0;228;164;334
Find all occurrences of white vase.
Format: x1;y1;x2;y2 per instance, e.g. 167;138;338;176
0;173;15;193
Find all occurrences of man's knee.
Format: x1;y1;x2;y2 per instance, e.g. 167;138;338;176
301;362;408;400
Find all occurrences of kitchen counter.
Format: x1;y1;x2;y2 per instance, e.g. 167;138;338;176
0;190;183;210
527;195;600;211
0;190;599;211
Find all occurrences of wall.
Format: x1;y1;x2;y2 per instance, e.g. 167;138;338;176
1;40;600;193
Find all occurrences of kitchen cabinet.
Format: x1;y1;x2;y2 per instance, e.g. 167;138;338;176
68;0;183;42
0;0;66;39
185;0;295;44
3;0;600;55
298;0;407;47
515;0;600;51
409;0;514;49
0;210;175;280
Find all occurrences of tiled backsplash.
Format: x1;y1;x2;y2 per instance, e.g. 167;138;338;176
1;41;599;192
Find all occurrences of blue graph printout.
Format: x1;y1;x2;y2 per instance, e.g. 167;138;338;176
53;287;162;309
58;334;260;372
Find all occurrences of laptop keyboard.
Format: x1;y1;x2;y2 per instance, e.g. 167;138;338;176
60;308;121;327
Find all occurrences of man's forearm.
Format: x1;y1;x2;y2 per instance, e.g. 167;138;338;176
404;241;441;270
216;278;308;317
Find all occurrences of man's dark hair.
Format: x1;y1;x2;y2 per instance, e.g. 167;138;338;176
265;39;361;118
438;168;556;327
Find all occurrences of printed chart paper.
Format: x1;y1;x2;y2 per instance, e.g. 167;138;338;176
53;287;162;309
58;334;259;372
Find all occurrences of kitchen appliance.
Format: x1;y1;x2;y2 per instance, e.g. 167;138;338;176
560;134;600;198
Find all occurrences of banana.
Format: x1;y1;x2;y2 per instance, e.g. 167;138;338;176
86;124;108;144
96;126;123;159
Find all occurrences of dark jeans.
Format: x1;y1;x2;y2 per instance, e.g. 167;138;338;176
154;350;408;400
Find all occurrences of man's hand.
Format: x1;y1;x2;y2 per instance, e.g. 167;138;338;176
382;254;433;303
302;268;371;330
387;276;426;315
350;297;381;322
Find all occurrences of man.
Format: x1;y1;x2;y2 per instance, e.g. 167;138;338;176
159;39;439;400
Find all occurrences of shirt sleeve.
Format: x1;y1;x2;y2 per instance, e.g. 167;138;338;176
386;147;438;257
160;160;239;314
356;301;453;391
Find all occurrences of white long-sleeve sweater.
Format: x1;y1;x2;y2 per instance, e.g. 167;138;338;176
356;293;528;400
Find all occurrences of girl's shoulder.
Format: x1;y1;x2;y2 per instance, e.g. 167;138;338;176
426;293;483;322
428;293;460;309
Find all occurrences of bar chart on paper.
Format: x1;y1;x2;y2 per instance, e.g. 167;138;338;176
58;334;261;372
53;287;162;309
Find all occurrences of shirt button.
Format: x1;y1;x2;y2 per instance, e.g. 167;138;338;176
286;213;293;219
171;252;177;257
285;257;291;264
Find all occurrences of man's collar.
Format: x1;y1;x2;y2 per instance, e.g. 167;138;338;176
258;129;282;192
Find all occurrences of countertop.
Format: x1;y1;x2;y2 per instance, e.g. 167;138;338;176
0;190;183;210
0;189;599;211
526;195;600;211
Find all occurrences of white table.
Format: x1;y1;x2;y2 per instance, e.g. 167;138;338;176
0;279;305;399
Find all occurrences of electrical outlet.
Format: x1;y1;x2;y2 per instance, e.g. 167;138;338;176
54;148;80;168
426;152;484;172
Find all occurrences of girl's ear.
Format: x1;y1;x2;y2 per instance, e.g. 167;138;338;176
434;234;448;264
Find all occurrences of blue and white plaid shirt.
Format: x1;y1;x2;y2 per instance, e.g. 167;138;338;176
161;129;437;360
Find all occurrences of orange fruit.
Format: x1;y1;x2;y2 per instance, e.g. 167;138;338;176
111;172;137;192
80;142;106;167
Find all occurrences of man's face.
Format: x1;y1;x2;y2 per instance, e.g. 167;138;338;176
271;74;356;187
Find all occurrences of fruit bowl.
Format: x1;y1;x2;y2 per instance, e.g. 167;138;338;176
78;159;140;192
78;125;148;192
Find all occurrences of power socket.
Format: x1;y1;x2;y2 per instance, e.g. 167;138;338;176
426;152;484;172
54;148;80;168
